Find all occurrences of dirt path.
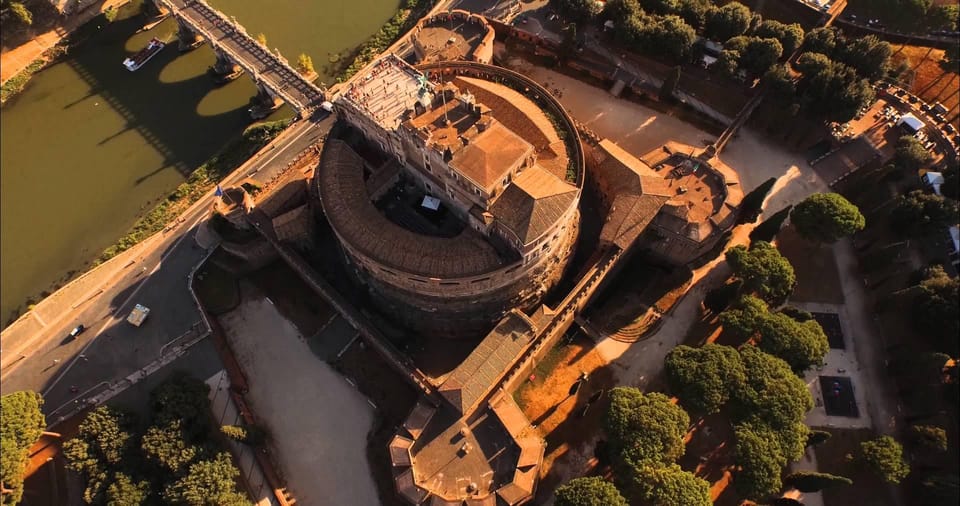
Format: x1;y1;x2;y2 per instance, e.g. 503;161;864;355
0;0;129;84
219;297;379;506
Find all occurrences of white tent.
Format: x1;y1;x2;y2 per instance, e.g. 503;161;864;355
897;113;925;134
922;171;945;195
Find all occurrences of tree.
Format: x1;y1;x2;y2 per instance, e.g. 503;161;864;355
221;424;266;446
750;206;792;244
894;135;932;172
1;391;45;505
665;344;746;414
754;20;804;55
795;53;875;122
726;242;796;304
676;0;709;29
703;279;743;314
806;429;831;447
735;347;812;459
779;306;813;322
930;3;959;30
141;421;199;475
911;266;960;354
555;476;628;506
2;1;32;26
719;294;769;340
803;27;839;55
790;193;865;244
603;0;642;25
740;37;783;76
734;422;786;500
256;32;268;46
783;471;853;492
836;35;891;81
639;0;679;15
859;436;910;484
63;406;136;473
705;2;752;42
296;54;314;76
891;190;959;237
604;389;689;471
642;15;697;63
105;473;151;505
624;464;711;506
162;453;251;506
762;65;795;100
660;66;681;101
553;0;601;23
908;424;948;453
150;375;211;439
738;177;776;223
755;312;829;373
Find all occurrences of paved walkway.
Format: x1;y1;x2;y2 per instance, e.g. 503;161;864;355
0;0;129;84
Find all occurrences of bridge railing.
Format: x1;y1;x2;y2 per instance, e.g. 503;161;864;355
159;0;324;110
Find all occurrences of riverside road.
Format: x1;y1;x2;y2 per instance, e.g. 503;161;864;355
0;115;329;419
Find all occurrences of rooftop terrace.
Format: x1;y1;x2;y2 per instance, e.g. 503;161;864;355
341;55;428;131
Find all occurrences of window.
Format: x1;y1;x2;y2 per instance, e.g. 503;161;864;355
473;187;481;196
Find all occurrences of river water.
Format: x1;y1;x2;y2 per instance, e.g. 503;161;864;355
0;0;397;325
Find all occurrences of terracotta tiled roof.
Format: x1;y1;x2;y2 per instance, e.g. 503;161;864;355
450;121;533;190
439;310;537;413
488;166;578;245
271;205;312;243
600;193;671;250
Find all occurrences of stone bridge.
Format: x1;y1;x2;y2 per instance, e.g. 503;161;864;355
151;0;325;114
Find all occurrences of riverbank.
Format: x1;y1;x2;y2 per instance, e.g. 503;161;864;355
95;119;290;265
338;0;433;81
0;0;134;104
0;0;131;88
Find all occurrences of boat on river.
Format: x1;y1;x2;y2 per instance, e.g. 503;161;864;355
123;38;166;72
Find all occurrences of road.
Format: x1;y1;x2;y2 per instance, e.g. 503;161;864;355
0;114;329;419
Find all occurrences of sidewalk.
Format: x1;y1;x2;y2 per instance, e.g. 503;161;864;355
0;0;129;84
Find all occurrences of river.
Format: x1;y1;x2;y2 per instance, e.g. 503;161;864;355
0;0;397;326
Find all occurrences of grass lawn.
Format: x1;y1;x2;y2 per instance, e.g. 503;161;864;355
193;258;240;315
889;44;959;128
776;225;845;304
513;332;618;502
813;428;898;506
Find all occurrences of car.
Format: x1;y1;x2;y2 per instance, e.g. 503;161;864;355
64;324;85;342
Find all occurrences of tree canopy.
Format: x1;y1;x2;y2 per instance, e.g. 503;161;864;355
734;421;787;500
725;36;784;76
909;424;948;453
555;476;628;506
719;294;769;340
783;471;853;492
1;391;45;505
604;388;689;470
790;193;865;244
1;1;33;26
859;436;910;484
162;453;251;506
665;344;747;414
894;135;933;172
704;1;752;41
141;421;200;476
726;242;796;304
910;265;960;355
624;464;711;506
891;190;959;237
755;311;830;373
794;52;876;123
754;20;804;55
554;0;602;23
105;473;150;506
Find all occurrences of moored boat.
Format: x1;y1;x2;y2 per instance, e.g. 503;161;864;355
123;38;166;72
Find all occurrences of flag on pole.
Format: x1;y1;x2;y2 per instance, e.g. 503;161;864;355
215;185;223;197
